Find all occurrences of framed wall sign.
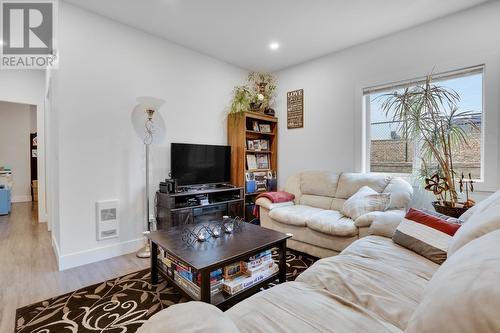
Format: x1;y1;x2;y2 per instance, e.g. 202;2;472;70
287;89;304;129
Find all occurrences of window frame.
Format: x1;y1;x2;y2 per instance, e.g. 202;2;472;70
362;65;485;181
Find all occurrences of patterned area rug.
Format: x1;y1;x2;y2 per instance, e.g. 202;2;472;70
15;249;317;333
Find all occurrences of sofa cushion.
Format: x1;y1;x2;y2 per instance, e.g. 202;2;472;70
341;186;390;220
354;209;405;227
283;173;302;204
299;194;333;210
266;218;358;252
297;236;438;330
330;198;346;211
227;281;402;333
268;205;323;227
383;177;413;209
307;210;357;237
300;170;339;197
406;229;500;333
335;173;391;199
392;209;461;264
138;302;240;333
448;190;500;256
365;210;406;238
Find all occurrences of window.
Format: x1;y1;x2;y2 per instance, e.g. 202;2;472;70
364;66;484;179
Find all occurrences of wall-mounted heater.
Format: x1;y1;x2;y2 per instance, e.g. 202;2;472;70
96;200;119;240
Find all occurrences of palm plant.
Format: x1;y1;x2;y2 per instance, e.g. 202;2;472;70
378;75;478;206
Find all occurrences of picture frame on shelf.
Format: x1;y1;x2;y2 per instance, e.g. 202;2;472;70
256;154;269;169
252;121;260;132
259;124;271;133
254;171;268;192
246;154;257;170
247;140;254;150
245;172;254;182
260;139;269;151
253;140;261;151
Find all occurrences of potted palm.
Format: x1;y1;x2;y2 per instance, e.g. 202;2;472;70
379;75;477;217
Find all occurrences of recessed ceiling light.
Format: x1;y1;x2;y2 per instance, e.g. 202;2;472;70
269;42;280;51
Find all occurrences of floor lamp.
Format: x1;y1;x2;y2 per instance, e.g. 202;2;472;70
135;96;165;259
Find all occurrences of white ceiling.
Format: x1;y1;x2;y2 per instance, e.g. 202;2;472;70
65;0;490;72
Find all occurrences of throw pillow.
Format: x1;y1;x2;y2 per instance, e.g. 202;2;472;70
367;210;406;238
341;186;390;220
392;208;461;264
421;208;462;225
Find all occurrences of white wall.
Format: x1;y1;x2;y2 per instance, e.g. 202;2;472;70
0;101;33;201
275;1;500;203
51;3;246;269
0;70;47;220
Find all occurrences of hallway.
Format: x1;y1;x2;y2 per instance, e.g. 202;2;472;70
0;203;148;332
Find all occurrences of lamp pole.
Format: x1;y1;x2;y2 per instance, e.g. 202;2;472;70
136;108;155;258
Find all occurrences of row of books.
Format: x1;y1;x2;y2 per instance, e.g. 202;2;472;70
158;248;278;299
222;249;279;295
158;248;224;300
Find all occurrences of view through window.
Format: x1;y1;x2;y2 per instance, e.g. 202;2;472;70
366;67;483;179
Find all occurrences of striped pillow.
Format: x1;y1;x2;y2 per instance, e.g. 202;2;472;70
392;208;461;264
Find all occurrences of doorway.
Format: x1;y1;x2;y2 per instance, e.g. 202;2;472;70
0;101;40;218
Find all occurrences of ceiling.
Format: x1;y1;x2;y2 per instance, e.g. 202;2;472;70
65;0;490;72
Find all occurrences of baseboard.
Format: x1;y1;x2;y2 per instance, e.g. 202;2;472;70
52;235;61;268
11;195;32;203
57;238;144;271
39;212;48;223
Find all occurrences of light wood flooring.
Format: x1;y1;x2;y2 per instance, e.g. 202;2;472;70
0;202;149;332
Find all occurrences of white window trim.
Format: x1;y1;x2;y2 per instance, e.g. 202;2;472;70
362;65;485;182
354;55;500;194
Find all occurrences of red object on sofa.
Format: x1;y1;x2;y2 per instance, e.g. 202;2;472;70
405;208;461;236
252;191;295;218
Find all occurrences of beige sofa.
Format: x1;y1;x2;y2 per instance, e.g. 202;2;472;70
139;190;500;333
257;171;413;258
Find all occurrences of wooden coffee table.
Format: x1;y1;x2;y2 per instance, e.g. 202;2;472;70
147;222;290;308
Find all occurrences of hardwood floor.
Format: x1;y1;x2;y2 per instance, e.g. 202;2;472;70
0;202;149;332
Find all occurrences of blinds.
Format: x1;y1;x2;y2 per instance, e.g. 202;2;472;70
363;65;484;95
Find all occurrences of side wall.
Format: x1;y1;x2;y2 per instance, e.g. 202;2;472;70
274;1;500;204
52;3;247;269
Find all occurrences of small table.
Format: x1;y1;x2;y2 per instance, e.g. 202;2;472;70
147;222;290;308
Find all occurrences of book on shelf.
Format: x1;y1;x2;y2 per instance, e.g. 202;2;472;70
242;254;273;271
174;271;224;300
248;249;272;261
242;259;275;277
256;154;269;169
222;263;279;295
246;154;257;170
223;261;242;280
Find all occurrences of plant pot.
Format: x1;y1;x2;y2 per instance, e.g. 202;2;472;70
432;201;469;218
249;102;263;112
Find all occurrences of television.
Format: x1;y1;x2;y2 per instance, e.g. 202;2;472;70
171;143;231;186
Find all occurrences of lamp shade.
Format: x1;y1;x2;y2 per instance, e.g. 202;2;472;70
131;96;167;144
136;96;165;112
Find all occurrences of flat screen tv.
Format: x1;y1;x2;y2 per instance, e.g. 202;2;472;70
171;143;231;186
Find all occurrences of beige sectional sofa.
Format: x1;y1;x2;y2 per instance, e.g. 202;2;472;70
258;171;413;258
139;189;500;333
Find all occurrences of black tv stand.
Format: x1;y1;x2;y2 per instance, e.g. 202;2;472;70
176;183;235;193
155;185;244;229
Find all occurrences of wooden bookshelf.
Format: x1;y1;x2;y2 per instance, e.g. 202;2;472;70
228;111;278;220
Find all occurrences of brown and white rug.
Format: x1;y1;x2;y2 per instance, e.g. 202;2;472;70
15;249;317;333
